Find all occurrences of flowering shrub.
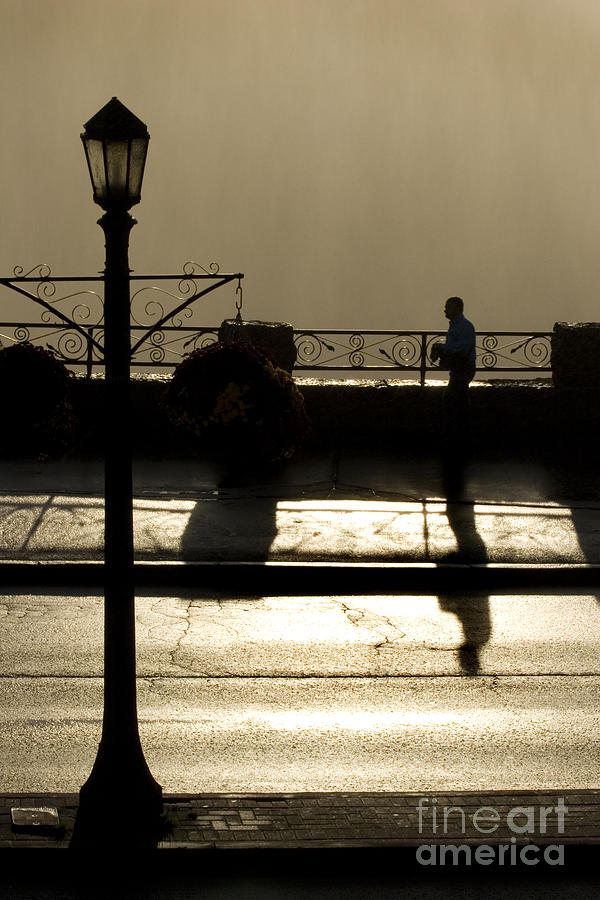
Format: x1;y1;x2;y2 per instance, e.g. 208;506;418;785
0;341;76;458
164;340;310;462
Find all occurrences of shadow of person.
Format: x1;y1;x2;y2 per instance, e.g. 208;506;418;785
437;453;492;675
437;591;492;675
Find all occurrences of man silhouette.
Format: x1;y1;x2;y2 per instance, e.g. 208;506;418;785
431;296;476;448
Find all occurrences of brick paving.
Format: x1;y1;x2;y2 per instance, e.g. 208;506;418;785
1;790;599;849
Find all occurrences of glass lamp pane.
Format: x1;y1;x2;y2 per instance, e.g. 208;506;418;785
83;138;108;205
127;138;148;204
105;140;130;203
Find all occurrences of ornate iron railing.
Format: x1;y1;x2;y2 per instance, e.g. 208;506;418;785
0;265;552;382
0;320;552;383
0;262;242;375
293;330;552;384
0;322;223;373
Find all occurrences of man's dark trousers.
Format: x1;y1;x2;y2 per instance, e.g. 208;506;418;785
443;364;476;449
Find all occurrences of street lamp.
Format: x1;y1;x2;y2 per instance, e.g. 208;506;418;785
77;98;162;837
81;97;149;212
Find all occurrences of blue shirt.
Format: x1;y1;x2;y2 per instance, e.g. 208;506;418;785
444;313;476;366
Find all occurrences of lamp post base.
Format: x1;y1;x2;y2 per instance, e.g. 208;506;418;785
72;738;163;847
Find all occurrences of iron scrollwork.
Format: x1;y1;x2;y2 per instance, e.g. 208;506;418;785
294;331;440;371
479;333;551;370
130;326;220;366
12;264;104;327
129;261;242;357
1;262;243;374
130;262;221;330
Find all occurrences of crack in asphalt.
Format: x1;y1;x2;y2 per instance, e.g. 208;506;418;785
332;599;406;650
139;598;194;674
144;597;268;676
168;599;194;672
484;675;517;706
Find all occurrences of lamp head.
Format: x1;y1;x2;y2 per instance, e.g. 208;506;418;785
81;97;149;211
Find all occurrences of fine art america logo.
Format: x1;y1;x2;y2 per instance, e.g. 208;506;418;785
415;797;567;866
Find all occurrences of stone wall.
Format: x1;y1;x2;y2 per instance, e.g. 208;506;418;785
66;374;598;458
294;378;571;453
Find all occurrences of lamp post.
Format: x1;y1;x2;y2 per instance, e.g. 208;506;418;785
77;98;162;831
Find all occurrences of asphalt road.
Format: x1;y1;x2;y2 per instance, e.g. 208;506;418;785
1;589;599;794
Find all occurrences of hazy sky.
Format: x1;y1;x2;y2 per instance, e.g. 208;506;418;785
1;0;600;331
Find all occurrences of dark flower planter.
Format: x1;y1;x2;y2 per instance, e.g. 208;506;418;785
163;340;311;465
0;341;76;459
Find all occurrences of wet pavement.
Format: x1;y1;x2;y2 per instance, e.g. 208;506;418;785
1;448;599;860
0;449;599;567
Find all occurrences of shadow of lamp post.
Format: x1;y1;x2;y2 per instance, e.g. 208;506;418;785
77;98;163;832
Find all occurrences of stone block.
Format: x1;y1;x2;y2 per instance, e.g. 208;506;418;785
551;322;600;388
218;319;297;373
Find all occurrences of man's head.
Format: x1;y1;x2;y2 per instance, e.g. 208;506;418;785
444;296;464;320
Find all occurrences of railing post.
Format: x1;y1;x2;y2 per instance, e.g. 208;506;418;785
86;326;94;378
420;333;428;386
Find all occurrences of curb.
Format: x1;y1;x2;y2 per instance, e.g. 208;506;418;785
2;791;599;850
2;560;600;591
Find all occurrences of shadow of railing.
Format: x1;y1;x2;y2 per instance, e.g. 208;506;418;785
544;450;600;605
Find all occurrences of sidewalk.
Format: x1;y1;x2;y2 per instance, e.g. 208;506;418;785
2;450;600;572
2;790;599;849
